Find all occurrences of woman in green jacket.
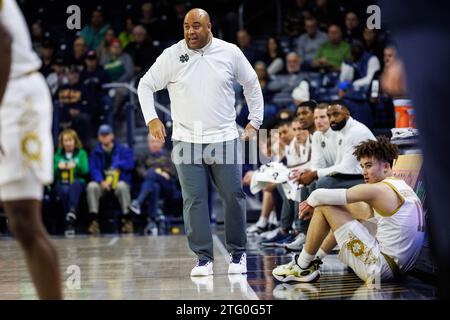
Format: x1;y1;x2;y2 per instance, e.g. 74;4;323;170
54;129;89;233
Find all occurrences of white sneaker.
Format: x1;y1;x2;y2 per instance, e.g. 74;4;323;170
190;260;214;276
284;233;306;252
228;252;247;274
260;227;280;240
246;217;268;234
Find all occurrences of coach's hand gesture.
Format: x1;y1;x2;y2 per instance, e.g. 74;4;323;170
148;118;166;143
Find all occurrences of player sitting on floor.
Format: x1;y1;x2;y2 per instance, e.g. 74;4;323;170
272;136;425;284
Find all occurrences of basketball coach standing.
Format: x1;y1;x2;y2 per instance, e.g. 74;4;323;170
137;8;263;276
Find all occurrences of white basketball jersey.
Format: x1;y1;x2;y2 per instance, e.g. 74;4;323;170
374;177;425;273
0;0;41;79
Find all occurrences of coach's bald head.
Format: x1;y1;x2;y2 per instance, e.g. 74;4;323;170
183;8;212;49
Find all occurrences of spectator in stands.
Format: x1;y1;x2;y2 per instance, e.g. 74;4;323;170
31;20;45;55
56;66;92;148
80;9;110;50
46;57;69;96
103;39;134;83
129;134;181;234
96;27;116;66
86;124;135;235
262;36;285;76
139;2;162;41
67;37;87;71
124;25;160;76
53;129;89;235
311;0;339;31
383;44;398;69
103;38;134;131
119;18;136;48
79;50;112;128
343;11;363;43
312;24;351;73
267;52;310;107
338;39;381;128
283;0;312;37
362;27;385;67
39;39;55;78
295;17;328;70
339;39;381;91
236;29;262;66
166;0;189;40
254;62;276;120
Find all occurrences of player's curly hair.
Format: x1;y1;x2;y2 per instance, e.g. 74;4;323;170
353;136;399;167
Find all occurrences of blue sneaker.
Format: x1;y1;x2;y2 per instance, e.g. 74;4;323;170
260;232;295;247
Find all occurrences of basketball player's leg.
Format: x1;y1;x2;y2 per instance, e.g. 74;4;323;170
3;198;62;299
304;202;373;257
302;205;354;257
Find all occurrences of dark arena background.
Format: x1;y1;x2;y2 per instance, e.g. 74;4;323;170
1;0;449;307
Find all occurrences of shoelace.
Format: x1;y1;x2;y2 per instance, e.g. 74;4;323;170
230;253;246;265
310;259;323;270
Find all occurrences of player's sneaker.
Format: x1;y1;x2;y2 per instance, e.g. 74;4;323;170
260;232;294;247
273;255;322;283
191;260;214;276
121;217;134;234
228;252;247;274
284;233;306;252
246;217;268;235
129;200;141;215
260;227;280;240
88;219;100;236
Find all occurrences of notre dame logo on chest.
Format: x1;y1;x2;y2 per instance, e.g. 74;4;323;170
179;54;189;63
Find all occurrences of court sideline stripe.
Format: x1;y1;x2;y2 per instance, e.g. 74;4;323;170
108;236;120;246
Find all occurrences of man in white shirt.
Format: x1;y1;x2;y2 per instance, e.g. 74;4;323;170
0;0;61;299
262;101;316;247
137;8;263;276
283;103;340;252
310;103;339;171
297;100;375;197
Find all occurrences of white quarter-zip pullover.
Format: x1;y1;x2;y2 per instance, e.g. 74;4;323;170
317;117;375;178
138;37;264;143
310;128;339;171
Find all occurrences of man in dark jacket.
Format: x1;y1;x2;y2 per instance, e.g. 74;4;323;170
86;124;135;235
79;50;112;128
124;25;160;76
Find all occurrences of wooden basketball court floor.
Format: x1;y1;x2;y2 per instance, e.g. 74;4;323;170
0;228;437;300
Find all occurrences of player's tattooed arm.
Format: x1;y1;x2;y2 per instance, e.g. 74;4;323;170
0;20;12;105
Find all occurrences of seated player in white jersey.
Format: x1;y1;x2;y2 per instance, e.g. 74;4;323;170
0;0;62;299
272;136;425;283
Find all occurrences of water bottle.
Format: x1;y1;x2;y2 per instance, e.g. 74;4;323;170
371;80;379;98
